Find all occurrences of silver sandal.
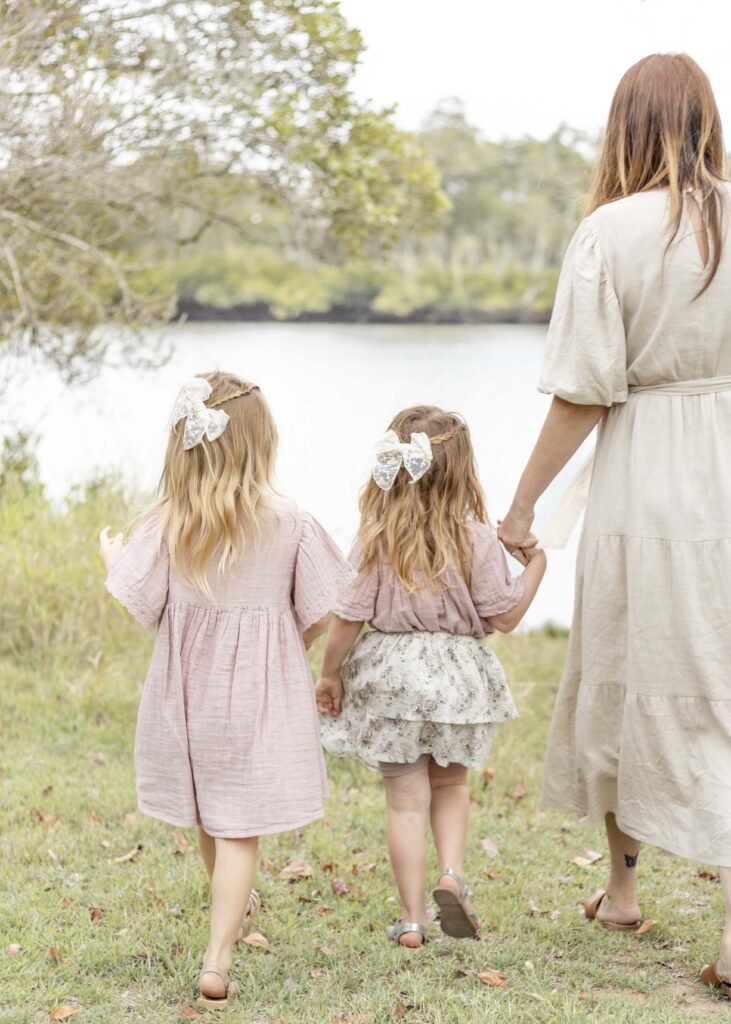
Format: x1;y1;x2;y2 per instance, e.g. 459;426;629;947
433;868;480;938
387;920;429;946
197;963;240;1009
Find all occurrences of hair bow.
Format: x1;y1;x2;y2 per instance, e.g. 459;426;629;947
171;378;229;450
372;429;433;491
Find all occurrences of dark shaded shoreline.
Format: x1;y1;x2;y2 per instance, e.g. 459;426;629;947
176;300;551;325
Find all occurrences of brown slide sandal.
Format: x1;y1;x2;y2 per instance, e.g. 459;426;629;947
432;868;481;939
197;963;240;1009
700;958;731;998
235;888;262;943
582;890;641;932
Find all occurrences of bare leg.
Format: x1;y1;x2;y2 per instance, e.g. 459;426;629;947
383;766;431;947
718;867;731;980
428;761;478;922
596;812;642;926
200;836;258;999
198;826;216;880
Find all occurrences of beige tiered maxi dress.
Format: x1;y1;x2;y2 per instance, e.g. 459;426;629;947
539;188;731;867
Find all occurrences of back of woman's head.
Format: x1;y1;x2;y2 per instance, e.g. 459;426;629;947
359;405;487;591
157;370;278;595
587;53;726;295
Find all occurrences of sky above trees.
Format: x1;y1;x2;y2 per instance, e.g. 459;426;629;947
338;0;731;139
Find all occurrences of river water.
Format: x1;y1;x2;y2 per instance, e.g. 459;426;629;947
7;321;591;628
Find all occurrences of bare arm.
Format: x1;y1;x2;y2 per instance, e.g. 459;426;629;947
315;616;364;716
499;396;605;551
302;613;331;650
488;549;547;633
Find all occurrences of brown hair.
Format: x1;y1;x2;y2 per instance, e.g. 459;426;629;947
358;405;488;591
153;371;279;596
585;53;727;297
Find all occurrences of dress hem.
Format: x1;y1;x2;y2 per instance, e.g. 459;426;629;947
138;802;326;839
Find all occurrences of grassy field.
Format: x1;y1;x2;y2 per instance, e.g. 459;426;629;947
1;477;729;1023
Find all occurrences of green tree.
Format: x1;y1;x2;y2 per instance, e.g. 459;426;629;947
0;0;444;379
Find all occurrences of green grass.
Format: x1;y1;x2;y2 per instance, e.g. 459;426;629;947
1;476;729;1023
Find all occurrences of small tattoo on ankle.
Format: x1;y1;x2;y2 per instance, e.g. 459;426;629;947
624;853;639;868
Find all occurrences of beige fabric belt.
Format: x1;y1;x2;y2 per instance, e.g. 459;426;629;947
538;375;731;550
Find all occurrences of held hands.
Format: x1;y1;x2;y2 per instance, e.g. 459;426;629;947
497;507;540;566
99;526;125;575
315;673;344;717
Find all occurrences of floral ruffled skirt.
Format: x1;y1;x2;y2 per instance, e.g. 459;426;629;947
320;630;518;770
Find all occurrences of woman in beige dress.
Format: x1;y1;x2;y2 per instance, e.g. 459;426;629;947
499;54;731;996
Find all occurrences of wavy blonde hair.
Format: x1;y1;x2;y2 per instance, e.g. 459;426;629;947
150;370;278;596
586;53;727;297
358;406;488;591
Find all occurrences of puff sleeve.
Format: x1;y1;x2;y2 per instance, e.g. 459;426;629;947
105;512;170;630
469;523;525;620
539;218;628;406
292;513;355;631
332;541;378;623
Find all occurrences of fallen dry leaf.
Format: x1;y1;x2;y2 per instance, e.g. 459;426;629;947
33;810;59;826
482;767;495;786
314;905;332;915
61;897;75;908
87;811;101;827
484;871;501;881
146;886;164;907
331;877;349;897
477;967;507;988
693;870;720;882
113;845;142;864
243;931;269;947
7;943;21;956
89;751;106;764
48;948;62;962
348;885;364;899
392;1001;406;1019
637;919;656;935
310;967;327;979
316;945;337;955
89;906;104;923
124;812;137;826
279;858;313;880
570;847;603;867
352;863;376;875
42;785;54;798
181;1003;200;1020
512;781;528;800
322;861;335;873
49;1006;79;1020
480;837;499;858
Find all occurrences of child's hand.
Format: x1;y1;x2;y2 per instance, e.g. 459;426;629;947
315;674;343;717
99;526;125;575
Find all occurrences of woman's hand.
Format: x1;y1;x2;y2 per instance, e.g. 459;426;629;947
99;526;125;575
315;674;344;717
497;507;538;565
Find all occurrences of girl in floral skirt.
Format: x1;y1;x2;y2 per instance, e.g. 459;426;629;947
316;405;546;947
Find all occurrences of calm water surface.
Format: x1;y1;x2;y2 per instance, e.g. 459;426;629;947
8;322;590;627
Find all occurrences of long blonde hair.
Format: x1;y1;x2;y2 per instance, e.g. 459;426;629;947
153;370;278;595
358;406;487;591
586;54;727;297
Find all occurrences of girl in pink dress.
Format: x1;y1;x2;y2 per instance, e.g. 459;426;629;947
316;405;546;948
99;371;351;1007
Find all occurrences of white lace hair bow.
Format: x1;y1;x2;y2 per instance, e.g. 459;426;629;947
171;378;229;450
372;429;433;491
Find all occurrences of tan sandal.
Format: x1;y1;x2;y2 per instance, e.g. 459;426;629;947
197;963;240;1009
700;958;731;998
432;868;481;939
235;888;262;943
582;890;641;932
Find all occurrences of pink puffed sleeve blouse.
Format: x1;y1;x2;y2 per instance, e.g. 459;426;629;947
334;520;524;638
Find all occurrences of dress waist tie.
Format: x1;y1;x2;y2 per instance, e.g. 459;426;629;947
538;375;731;549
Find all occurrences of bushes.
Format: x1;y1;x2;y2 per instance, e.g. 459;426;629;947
0;441;151;669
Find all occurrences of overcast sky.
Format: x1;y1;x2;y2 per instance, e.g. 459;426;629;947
337;0;731;140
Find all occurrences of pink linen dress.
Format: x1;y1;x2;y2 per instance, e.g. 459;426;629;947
105;506;352;838
320;521;525;770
